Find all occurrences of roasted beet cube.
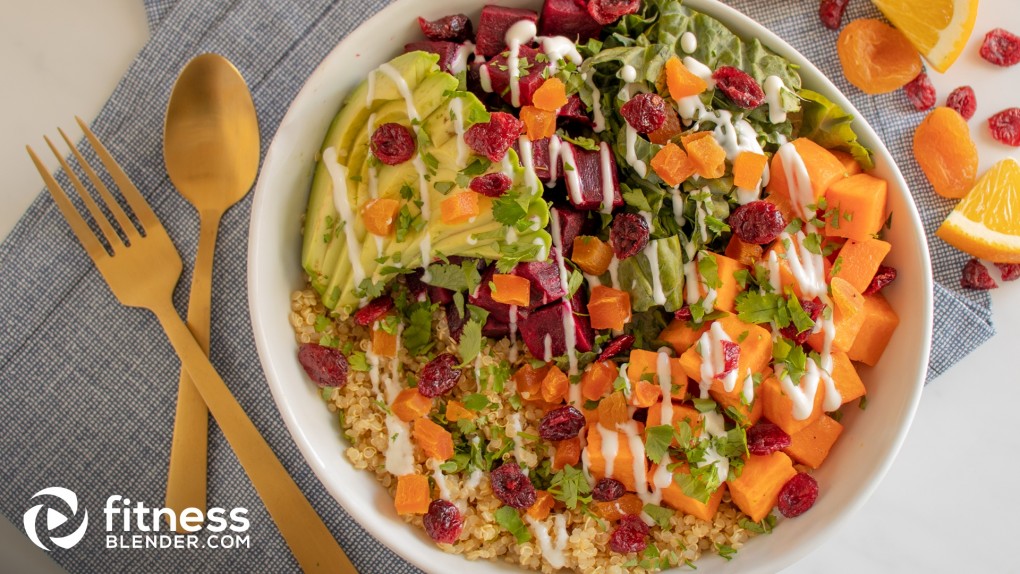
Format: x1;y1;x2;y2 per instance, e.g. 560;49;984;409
558;93;592;126
428;284;455;305
404;41;465;74
468;264;511;322
485;45;549;107
476;5;539;57
554;207;586;256
418;14;473;42
512;259;566;307
561;142;622;211
513;137;555;183
483;316;511;338
539;0;603;41
518;298;594;359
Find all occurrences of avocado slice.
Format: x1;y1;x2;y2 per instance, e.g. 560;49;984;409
302;51;552;314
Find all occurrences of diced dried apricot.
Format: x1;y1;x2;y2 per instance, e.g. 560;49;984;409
725;234;763;266
684;134;727;179
588;285;632;330
440;191;481;224
648;105;682;145
527;490;556;520
391;388;433;422
664;56;708;101
362;198;400;236
552;437;581;471
491;273;531;306
628;379;661;408
597;391;630;429
592;493;644;522
581;360;617;401
572;236;615;275
514;363;550;402
837;19;922;94
733;151;768;189
445;400;475;422
532;78;568;112
394;474;431;515
372;326;397;357
520;105;557;140
541;365;570;403
650;142;696;187
913;107;979;199
412;418;454;461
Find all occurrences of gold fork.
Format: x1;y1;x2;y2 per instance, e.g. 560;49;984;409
28;117;357;574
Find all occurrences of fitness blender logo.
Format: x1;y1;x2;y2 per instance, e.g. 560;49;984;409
24;488;251;550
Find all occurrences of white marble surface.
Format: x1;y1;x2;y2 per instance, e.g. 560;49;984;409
1;2;1017;573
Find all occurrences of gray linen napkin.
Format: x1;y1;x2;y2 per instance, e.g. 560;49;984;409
0;0;994;573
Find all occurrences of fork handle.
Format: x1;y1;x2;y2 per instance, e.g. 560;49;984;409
150;298;357;574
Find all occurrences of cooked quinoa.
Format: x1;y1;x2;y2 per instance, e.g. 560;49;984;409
290;287;760;573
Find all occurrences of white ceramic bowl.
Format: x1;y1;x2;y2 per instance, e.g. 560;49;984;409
248;1;934;571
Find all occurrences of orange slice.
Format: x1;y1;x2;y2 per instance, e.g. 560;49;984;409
870;0;978;72
936;158;1020;263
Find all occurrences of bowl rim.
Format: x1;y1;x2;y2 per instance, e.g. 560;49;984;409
247;0;934;571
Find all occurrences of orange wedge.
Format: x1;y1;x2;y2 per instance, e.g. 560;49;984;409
937;158;1020;263
871;0;979;72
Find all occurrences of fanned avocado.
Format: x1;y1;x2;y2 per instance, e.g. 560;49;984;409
302;51;551;314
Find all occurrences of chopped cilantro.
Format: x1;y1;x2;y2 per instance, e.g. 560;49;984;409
463;393;492;412
348;352;370;372
644;425;675;464
494;506;532;543
643;504;673;529
548;465;592;509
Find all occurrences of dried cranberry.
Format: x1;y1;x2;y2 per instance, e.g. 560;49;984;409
423;500;463;543
417;353;463;397
863;265;898;295
996;263;1020;281
961;258;998;290
465;112;524;162
598;334;635;362
620;93;667;134
609;212;650;259
418;14;473;42
587;0;641;25
712;66;766;110
674;306;693;322
609;515;649;553
539;406;586;441
445;303;468;341
778;472;819;518
404;268;428;298
729;200;785;245
746;421;792;455
904;72;936;111
370;123;416;165
297;343;349;388
818;0;850;30
353;295;394;326
779;297;823;344
718;340;740;377
592;478;626;502
469;172;513;197
980;28;1020;67
489;460;537;509
946;86;977;120
989;108;1020;146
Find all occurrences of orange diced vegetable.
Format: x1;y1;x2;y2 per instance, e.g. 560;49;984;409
650;142;696;187
831;238;891;293
527;490;556;520
829;350;866;405
541;365;570;403
586;424;644;492
733;151;768;189
806;277;866;353
767;138;846;216
695;252;745;313
491;273;531;306
581;360;617;401
648;105;682;145
830;149;863;176
685;134;727;179
785;415;844;469
514;363;550;403
532;78;568;112
646;402;702;447
665;56;708;100
391;388;433;422
629;379;662;408
596;391;630;429
362;198;401;236
760;374;825;436
445;400;475;422
412;418;454;461
824;173;888;241
372;326;398;357
763;236;833;301
656;463;726;521
592;493;644;522
726;452;797;522
680;130;713;149
394;474;431;515
572;235;615;275
848;292;900;366
725;234;763;266
440;191;481;225
588;285;632;330
520;105;557;140
552;437;581;471
659;318;710;356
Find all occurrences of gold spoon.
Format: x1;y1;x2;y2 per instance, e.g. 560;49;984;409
163;53;259;524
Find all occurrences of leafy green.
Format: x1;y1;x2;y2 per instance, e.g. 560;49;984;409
494;507;532;543
797;89;874;169
548;466;592;509
643;504;674;529
614;235;685;312
424;259;481;292
644;425;675;465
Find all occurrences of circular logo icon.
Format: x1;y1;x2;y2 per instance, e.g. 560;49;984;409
23;487;88;551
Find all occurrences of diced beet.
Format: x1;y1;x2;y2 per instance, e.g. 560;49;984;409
555;206;586;256
404;41;465;74
539;0;603;41
418;14;473;42
445;303;468;341
483;316;511;338
518;298;594;359
558;93;592;125
404;269;428;298
485;45;549;107
562;142;622;211
428;285;455;304
513;137;555;183
476;5;539;58
512;258;566;307
468;264;511;322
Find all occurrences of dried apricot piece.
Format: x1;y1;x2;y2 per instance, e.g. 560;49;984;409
913;107;978;198
664;56;707;101
532;78;568;112
520;105;557;141
837;19;922;94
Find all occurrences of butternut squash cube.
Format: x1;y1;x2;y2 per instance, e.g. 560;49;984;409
659;318;710;356
553;436;581;471
586;423;646;492
696;252;746;313
412;417;454;461
727;452;797;522
848;292;900;366
824;173;888;241
806;277;866;353
588;285;632;330
572;236;614;275
831;238;891;294
767;138;846;217
645;402;702;447
784;415;843;469
394;474;431;515
725;234;763;266
655;463;726;522
391;388;432;422
829;350;866;405
760;373;825;436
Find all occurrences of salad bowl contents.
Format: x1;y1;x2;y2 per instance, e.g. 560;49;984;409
250;0;932;572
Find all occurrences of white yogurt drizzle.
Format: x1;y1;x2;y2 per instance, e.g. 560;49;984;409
620;64;638;83
451;41;474;75
323;147;366;286
546;135;562;185
777;141;815;220
599;141;616;214
596;423;619;479
683;56;715;89
366;113;380;199
680;31;698;54
560;142;583;204
526;514;568;569
540;36;583;73
508;305;519;362
430;458;453;500
764;75;788;124
583;72;607;132
617;77;650;178
516;136;540;195
505;20;538;107
448;98;468;168
550;210;581;387
509;412;529;475
639;211;666;306
695;322;738;398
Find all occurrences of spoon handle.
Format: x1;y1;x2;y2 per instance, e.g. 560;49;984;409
165;212;219;525
151;296;357;573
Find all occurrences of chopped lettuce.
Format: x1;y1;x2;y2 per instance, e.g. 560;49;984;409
614;235;685;312
797;89;875;170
